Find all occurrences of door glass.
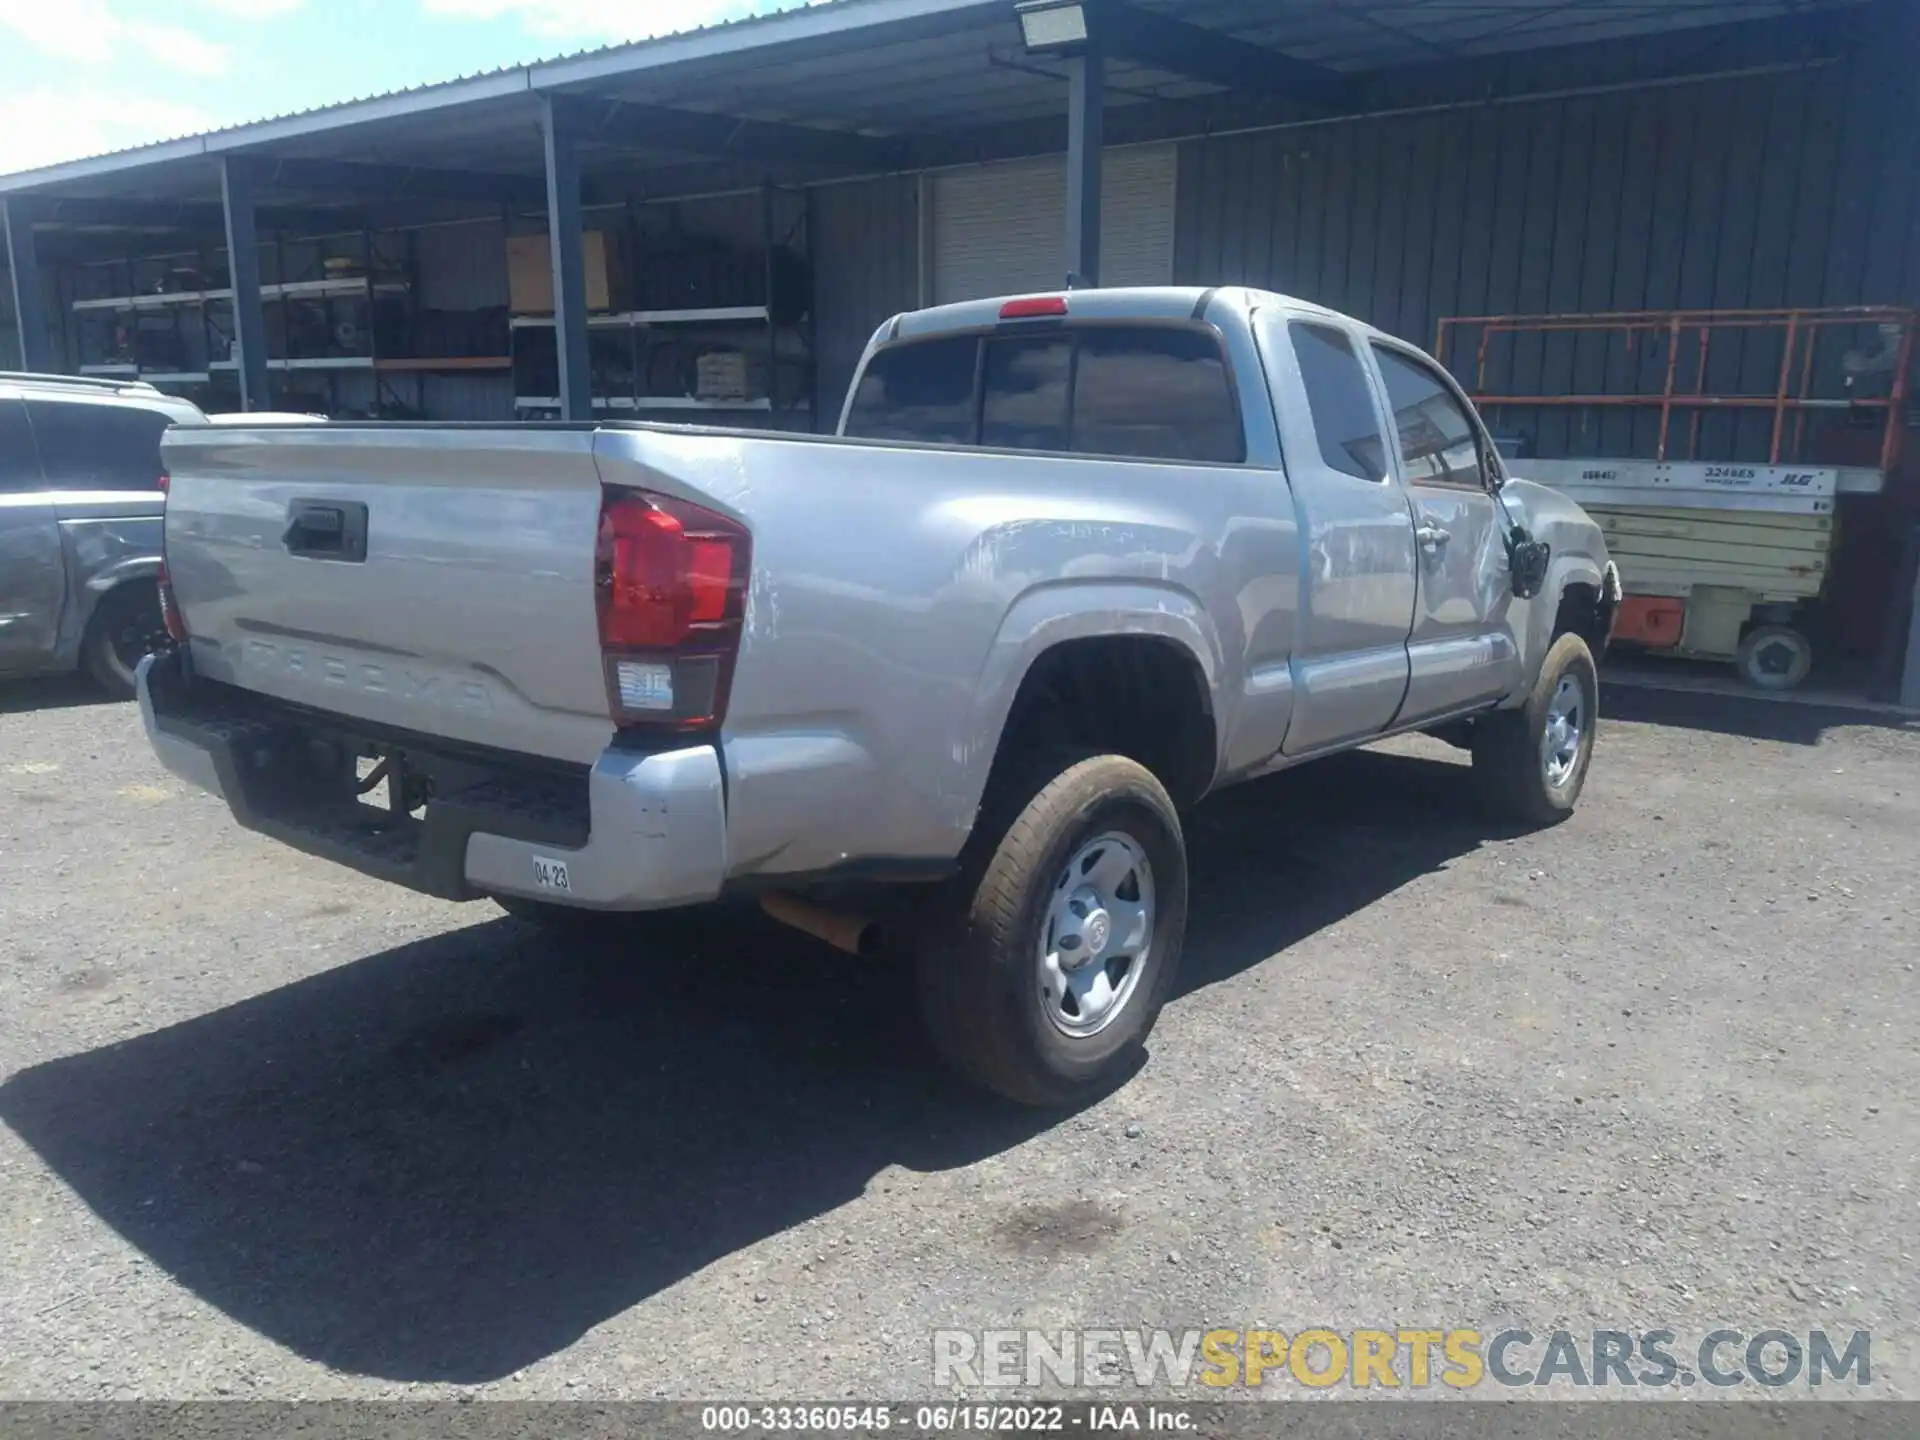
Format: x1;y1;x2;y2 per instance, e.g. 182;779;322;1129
0;398;40;492
25;400;171;490
1372;346;1485;489
1071;327;1243;463
982;335;1071;451
1290;323;1388;481
844;336;979;444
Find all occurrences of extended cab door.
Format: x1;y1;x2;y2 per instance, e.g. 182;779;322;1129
1367;342;1524;723
0;396;60;672
1261;314;1418;756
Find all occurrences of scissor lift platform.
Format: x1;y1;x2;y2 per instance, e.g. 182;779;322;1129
1439;308;1915;689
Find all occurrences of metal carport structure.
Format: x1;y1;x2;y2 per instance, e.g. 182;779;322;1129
0;0;1904;421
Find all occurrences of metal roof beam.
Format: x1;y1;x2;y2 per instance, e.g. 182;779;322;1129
233;156;546;207
549;95;915;173
1096;0;1354;111
20;195;358;235
29;197;223;230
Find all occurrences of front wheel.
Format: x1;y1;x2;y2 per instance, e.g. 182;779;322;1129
1472;632;1599;827
915;753;1188;1107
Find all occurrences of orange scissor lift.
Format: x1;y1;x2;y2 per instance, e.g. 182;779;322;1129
1439;306;1915;690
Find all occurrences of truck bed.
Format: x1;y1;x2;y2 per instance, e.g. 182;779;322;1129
158;417;1247;884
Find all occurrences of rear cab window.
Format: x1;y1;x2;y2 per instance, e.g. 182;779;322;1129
844;336;978;445
846;323;1245;465
1288;322;1388;482
24;399;172;491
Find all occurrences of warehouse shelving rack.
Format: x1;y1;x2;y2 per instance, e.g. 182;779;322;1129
511;184;815;428
67;227;514;416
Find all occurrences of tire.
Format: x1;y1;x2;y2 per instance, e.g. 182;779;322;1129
915;753;1188;1108
81;582;166;699
1736;624;1814;691
1472;632;1599;827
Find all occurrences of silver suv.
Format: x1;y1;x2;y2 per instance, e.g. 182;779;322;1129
0;373;205;696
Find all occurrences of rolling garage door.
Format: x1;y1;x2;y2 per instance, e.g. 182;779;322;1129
932;145;1176;304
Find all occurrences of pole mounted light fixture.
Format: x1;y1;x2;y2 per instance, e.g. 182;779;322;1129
1016;0;1090;53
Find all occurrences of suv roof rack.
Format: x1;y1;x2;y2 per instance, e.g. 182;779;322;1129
0;371;163;395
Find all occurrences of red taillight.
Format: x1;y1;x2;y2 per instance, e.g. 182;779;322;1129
157;559;187;644
155;472;186;643
596;489;750;729
1000;296;1069;320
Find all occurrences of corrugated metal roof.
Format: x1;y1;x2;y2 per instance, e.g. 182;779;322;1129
1157;0;1854;67
0;0;1874;195
0;0;869;184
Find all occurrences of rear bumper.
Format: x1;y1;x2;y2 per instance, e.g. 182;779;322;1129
137;651;728;910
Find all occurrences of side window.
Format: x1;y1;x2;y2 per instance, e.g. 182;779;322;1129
1290;323;1388;481
844;336;980;445
1072;327;1244;463
1372;346;1486;489
982;335;1071;451
25;400;171;490
0;398;41;493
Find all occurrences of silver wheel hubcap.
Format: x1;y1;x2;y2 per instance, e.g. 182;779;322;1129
1542;674;1585;789
1039;831;1154;1039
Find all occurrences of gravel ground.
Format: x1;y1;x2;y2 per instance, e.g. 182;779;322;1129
0;677;1915;1401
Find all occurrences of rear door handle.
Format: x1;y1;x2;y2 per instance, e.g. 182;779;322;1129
1416;524;1451;551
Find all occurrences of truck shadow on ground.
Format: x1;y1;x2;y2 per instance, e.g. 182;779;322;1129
0;747;1497;1385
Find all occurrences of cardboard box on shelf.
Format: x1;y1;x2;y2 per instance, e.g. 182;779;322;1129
695;349;753;402
507;232;613;314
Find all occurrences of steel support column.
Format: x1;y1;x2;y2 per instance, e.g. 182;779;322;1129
541;96;592;421
1064;45;1105;288
3;199;51;372
220;158;270;411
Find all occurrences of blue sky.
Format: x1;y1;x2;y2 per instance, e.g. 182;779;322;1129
0;0;810;178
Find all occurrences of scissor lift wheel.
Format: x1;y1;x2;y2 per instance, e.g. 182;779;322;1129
1736;625;1814;691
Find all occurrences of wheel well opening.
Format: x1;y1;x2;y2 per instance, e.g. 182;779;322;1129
1554;582;1614;656
990;637;1217;810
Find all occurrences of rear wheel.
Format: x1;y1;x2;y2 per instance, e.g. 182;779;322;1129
82;582;166;698
1472;632;1598;827
915;753;1188;1107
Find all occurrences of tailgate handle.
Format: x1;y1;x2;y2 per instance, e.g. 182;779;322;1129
284;499;368;562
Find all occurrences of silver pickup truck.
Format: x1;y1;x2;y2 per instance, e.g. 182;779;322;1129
140;286;1618;1105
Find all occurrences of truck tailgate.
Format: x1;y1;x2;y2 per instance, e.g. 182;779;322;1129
161;425;615;765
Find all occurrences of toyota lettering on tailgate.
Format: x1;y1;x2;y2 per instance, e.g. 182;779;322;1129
242;638;495;718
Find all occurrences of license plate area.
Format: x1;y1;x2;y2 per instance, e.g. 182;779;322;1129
532;856;573;894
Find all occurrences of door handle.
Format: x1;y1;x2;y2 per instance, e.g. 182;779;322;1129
1416;524;1451;551
284;498;368;562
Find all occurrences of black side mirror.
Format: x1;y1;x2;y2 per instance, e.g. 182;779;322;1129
1507;527;1550;600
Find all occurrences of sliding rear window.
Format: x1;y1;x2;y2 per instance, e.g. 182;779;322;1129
845;324;1244;464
